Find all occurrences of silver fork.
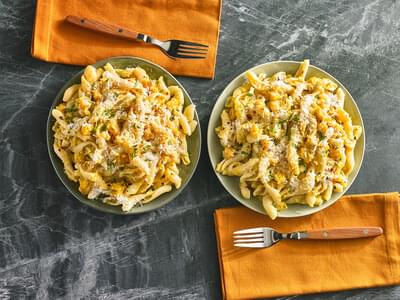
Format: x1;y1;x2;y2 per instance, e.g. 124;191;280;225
66;15;208;59
233;226;383;248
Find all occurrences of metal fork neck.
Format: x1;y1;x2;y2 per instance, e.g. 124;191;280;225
276;231;307;240
137;33;152;43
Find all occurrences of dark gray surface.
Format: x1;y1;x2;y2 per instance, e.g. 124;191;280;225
0;0;399;299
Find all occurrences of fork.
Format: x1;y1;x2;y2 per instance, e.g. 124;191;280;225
66;15;208;59
233;227;383;248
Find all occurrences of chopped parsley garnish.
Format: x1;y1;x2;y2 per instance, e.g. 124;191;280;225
91;123;98;133
246;92;254;97
103;109;116;118
100;124;107;132
107;161;115;171
292;114;300;122
289;113;299;122
318;131;326;141
269;170;276;181
65;105;78;113
271;123;280;134
286;127;291;139
131;147;137;158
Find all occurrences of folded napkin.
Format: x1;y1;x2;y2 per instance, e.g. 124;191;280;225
31;0;222;79
214;192;400;299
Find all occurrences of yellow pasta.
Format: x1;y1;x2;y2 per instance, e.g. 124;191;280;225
215;60;362;219
52;64;197;211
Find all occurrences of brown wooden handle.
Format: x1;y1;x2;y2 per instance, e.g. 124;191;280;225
305;227;383;239
66;15;139;40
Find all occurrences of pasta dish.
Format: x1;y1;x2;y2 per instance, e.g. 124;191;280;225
52;63;197;211
215;60;362;219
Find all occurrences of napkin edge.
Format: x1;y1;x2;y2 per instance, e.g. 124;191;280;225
214;210;227;300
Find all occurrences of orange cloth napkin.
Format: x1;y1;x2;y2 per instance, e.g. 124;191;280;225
31;0;222;79
214;192;400;299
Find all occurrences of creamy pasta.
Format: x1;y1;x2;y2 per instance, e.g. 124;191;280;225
215;60;362;219
52;63;197;211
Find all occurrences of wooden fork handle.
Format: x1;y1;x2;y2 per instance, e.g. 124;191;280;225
305;227;383;239
66;15;140;41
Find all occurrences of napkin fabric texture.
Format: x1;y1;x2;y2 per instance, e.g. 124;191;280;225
214;192;400;299
32;0;222;79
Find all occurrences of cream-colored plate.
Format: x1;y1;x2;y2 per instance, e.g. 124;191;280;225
207;61;365;217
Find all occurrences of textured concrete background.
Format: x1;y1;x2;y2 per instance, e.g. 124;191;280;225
0;0;399;299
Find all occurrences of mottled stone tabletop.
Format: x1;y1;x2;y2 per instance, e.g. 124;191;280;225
0;0;399;299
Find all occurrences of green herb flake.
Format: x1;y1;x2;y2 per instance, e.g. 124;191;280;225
269;171;276;181
91;123;98;134
318;131;326;141
100;124;107;132
286;127;291;139
65;105;78;113
103;109;116;118
107;161;115;171
131;147;137;158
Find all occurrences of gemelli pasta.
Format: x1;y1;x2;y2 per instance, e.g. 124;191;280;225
52;63;197;211
215;60;362;219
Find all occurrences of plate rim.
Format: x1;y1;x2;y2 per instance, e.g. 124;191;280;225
46;55;202;214
207;60;365;217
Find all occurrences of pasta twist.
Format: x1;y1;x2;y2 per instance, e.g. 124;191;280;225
52;63;197;211
215;60;362;219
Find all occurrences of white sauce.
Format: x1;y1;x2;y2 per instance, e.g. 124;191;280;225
92;149;103;164
272;80;292;91
88;187;104;199
143;151;159;161
300;94;314;123
325;93;339;107
289;177;300;190
325;127;335;139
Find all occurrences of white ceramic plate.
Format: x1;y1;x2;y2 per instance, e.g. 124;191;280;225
207;61;365;217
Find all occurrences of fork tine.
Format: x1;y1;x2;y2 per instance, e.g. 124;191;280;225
174;53;207;59
234;227;264;235
177;49;208;56
178;41;208;48
178;45;208;53
234;238;264;243
232;233;263;239
234;243;265;248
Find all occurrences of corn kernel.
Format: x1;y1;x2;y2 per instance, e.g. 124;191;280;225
223;147;235;159
80;123;93;135
268;100;280;112
79;179;92;194
111;183;125;195
269;91;282;101
107;119;120;136
318;122;328;133
56;103;66;112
